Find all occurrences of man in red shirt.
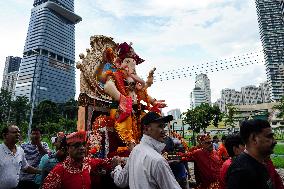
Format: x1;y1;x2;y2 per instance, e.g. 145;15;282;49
218;135;229;162
182;134;223;189
219;133;245;189
42;131;109;189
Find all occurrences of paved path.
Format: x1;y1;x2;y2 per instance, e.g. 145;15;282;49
277;168;284;181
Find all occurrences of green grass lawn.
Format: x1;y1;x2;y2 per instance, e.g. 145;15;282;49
273;143;284;155
271;157;284;169
271;143;284;168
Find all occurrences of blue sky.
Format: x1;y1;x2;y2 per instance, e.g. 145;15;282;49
0;0;267;113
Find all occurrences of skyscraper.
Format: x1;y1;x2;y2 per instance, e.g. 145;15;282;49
1;56;21;97
195;73;211;104
15;0;81;104
190;74;211;109
256;0;284;101
190;87;207;109
216;82;271;112
167;109;181;120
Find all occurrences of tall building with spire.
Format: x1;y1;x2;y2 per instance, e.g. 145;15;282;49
15;0;81;104
255;0;284;101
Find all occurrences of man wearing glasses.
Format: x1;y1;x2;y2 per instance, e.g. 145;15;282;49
42;131;108;189
0;125;41;189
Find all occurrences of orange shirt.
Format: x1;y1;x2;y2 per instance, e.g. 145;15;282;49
218;143;229;161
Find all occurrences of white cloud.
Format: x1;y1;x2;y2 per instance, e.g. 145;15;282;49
0;0;266;114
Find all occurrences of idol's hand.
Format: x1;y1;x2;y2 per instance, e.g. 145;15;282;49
153;100;167;108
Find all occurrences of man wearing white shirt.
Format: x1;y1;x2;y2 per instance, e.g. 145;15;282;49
112;112;182;189
0;125;41;189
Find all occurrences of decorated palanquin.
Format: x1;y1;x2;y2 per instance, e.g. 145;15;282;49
76;35;166;158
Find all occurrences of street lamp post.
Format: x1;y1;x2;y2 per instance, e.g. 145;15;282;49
27;50;40;141
182;120;185;138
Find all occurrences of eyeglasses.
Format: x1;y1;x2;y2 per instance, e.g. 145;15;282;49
69;142;86;148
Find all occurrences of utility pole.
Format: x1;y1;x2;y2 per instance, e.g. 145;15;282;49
27;50;40;141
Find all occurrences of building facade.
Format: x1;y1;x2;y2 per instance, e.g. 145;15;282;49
241;85;264;105
195;73;211;104
190;74;211;109
218;89;243;112
14;0;81;104
256;0;284;101
260;82;271;103
234;102;283;128
1;56;22;97
217;82;271;112
167;109;181;120
190;87;207;109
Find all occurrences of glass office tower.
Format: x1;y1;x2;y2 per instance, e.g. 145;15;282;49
255;0;284;101
15;0;81;104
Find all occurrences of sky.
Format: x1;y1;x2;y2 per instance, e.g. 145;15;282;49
0;0;267;114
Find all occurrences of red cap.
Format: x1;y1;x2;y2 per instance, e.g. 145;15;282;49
66;131;86;144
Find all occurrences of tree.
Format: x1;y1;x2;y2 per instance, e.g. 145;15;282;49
58;99;78;120
37;122;63;139
32;99;79;137
32;100;61;126
0;89;12;124
10;96;30;126
182;108;200;146
182;103;223;145
211;105;223;128
224;104;238;132
273;96;284;118
58;118;77;133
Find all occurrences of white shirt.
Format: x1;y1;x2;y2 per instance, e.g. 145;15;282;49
0;143;29;189
113;135;182;189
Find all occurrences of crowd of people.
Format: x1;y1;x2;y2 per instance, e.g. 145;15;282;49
0;111;283;189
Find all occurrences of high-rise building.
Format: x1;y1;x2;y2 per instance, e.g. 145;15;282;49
1;56;22;97
217;82;271;112
195;74;211;104
15;0;81;104
260;82;271;103
241;85;263;105
190;74;211;109
167;109;181;120
256;0;284;101
190;87;207;109
218;89;243;112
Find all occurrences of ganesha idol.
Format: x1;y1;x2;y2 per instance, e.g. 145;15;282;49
77;36;166;158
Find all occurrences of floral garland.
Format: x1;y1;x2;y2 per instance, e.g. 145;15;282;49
112;69;128;96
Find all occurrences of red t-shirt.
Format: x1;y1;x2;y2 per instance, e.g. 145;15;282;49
265;159;284;189
42;157;105;189
191;149;223;188
220;158;232;189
